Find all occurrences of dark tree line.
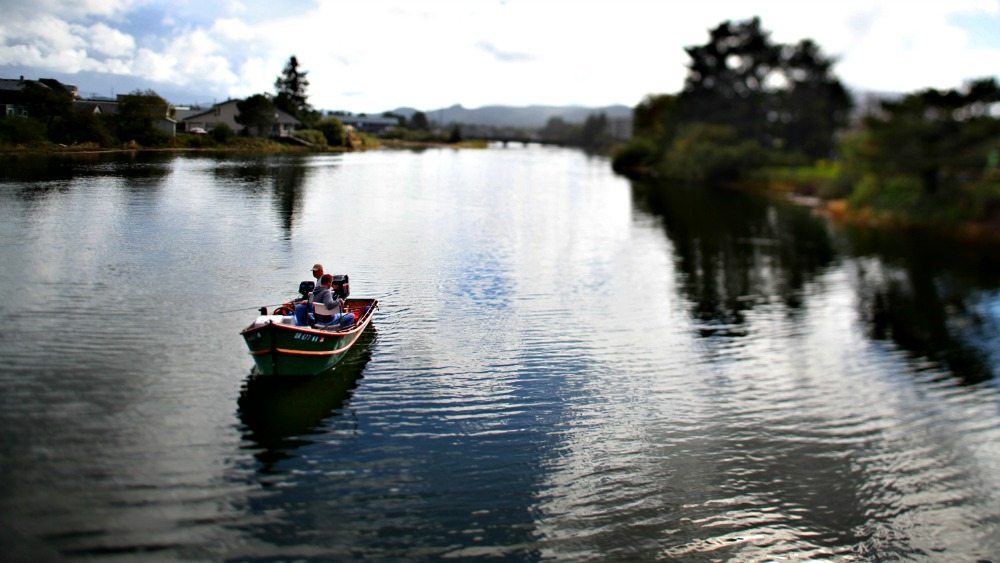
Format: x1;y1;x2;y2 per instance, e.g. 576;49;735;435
844;78;1000;223
679;18;850;158
614;17;851;181
0;85;169;147
539;113;613;152
614;16;1000;230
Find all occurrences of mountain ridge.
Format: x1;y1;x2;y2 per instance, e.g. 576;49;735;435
384;103;633;129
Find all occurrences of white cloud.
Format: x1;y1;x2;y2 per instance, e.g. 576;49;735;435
212;18;257;42
88;22;136;58
131;28;240;88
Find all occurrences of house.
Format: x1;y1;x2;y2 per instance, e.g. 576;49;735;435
332;113;399;134
180;99;301;137
271;108;301;136
0;76;78;118
38;78;78;99
0;78;29;117
180;100;241;133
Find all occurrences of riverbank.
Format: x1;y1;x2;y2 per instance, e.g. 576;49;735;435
0;141;349;156
741;168;1000;245
0;135;491;156
380;139;489;150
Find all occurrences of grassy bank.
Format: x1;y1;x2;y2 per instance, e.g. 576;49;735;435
0;133;502;156
745;164;1000;244
0;131;388;155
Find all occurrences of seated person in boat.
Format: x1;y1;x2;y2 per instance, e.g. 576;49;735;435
293;263;326;325
310;263;324;285
310;273;356;328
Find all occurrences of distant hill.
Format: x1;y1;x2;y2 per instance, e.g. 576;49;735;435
385;104;633;129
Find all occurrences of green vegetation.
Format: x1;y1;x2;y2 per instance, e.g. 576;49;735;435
211;122;235;144
613;16;1000;238
539;113;614;152
614;17;849;178
846;80;1000;226
235;94;276;137
291;129;327;147
0;86;168;150
410;111;430;131
315;116;346;146
379;112;475;146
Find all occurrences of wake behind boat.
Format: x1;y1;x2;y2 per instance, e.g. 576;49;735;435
240;273;378;376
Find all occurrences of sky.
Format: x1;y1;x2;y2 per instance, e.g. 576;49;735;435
1;0;999;113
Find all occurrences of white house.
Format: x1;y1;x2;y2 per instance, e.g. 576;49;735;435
180;99;301;136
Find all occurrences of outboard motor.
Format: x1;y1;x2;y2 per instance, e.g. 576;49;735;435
298;280;315;298
331;274;350;299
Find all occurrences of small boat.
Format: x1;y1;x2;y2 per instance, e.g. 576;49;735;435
240;297;378;376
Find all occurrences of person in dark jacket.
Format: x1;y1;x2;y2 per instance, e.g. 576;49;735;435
310;274;356;328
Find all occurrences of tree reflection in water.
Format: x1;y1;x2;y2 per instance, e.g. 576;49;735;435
631;178;836;335
845;227;1000;383
631;177;1000;383
212;154;311;234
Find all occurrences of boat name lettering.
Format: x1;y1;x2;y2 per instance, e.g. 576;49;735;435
293;333;325;343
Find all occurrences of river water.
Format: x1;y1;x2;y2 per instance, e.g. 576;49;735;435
0;146;998;560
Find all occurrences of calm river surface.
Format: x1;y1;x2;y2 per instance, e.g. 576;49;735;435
1;146;999;560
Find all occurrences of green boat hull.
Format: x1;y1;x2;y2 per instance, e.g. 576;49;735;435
241;298;378;376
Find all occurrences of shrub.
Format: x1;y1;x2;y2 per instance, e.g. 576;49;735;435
849;174;923;215
315;117;345;146
292;129;327;147
177;134;216;148
0;117;48;146
211;123;234;143
612;138;660;174
661;123;765;184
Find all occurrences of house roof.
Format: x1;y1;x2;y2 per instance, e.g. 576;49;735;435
175;107;212;121
74;99;118;114
0;78;26;92
274;107;300;125
180;99;301;126
39;78;77;97
181;99;240;121
1;77;77;97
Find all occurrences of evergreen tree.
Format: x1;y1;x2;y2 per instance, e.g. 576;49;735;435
274;55;313;125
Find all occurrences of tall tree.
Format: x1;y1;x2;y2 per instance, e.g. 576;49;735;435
680;17;780;145
776;39;852;157
116;89;170;145
580;112;611;152
678;17;850;159
274;55;313;125
236;94;276;137
410;111;429;131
